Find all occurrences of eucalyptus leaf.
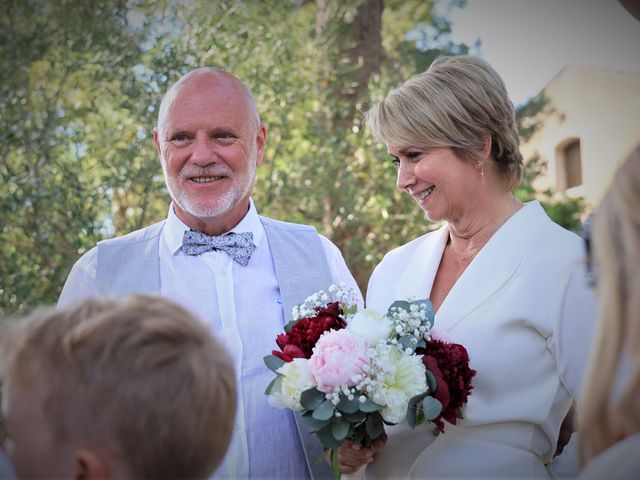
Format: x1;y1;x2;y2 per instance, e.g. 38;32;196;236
343;410;367;423
411;299;435;326
422;396;443;420
387;300;411;315
263;355;285;373
365;411;385;439
406;402;417;428
331;417;350;441
398;335;417;351
425;369;438;393
350;425;365;445
313;399;336;421
300;388;325;410
264;375;280;395
284;320;297;333
337;396;360;414
359;398;383;413
316;424;343;449
300;412;330;430
416;339;427;350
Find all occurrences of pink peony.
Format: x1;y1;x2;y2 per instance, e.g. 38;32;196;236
307;329;370;393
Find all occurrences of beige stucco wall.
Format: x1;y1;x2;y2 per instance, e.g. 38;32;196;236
520;66;640;208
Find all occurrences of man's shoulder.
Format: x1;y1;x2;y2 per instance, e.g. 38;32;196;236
259;215;319;234
97;221;166;249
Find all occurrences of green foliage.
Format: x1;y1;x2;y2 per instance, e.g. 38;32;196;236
515;155;586;232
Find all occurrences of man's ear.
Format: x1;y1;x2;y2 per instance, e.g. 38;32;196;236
255;123;267;167
74;448;110;480
154;128;161;157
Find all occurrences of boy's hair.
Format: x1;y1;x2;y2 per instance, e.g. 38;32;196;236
0;295;236;479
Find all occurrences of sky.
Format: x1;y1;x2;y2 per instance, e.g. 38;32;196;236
441;0;640;105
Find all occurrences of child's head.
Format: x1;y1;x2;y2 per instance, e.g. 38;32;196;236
1;295;237;479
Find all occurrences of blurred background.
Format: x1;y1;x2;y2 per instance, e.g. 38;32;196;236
1;0;639;313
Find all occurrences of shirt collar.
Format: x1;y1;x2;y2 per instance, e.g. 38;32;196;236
164;199;264;255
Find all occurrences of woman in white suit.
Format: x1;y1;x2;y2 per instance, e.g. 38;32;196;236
337;56;597;478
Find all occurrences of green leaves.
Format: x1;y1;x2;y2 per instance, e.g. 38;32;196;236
300;388;325;410
297;388;386;452
406;392;442;428
365;411;385;439
312;400;336;421
359;398;384;413
337;395;360;414
263;355;285;373
422;396;443;421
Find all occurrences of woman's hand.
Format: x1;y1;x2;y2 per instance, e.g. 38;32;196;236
326;434;388;474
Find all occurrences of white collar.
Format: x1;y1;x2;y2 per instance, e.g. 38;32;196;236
164;199;264;255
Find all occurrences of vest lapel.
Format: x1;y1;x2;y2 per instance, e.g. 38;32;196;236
261;216;334;479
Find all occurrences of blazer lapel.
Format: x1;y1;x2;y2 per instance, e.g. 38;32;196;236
395;224;449;301
435;202;549;332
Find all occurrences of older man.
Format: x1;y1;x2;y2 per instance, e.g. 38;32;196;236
59;68;362;479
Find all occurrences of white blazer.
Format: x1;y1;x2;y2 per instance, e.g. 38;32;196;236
366;201;597;479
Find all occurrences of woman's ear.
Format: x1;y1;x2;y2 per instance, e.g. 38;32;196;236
481;135;492;159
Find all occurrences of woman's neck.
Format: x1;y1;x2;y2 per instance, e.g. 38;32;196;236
447;194;523;260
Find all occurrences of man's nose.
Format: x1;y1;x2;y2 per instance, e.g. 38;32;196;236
191;136;215;166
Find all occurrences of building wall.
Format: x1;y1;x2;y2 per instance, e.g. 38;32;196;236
520;66;640;208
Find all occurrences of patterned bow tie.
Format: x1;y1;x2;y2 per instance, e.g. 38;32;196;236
182;230;256;266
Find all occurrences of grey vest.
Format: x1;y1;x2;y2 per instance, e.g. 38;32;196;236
95;216;334;479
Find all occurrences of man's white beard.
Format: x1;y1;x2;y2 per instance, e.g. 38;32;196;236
163;147;257;219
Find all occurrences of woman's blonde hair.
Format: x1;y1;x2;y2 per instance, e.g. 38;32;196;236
366;55;523;191
578;145;640;463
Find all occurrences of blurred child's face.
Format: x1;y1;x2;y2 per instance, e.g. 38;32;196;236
2;376;74;478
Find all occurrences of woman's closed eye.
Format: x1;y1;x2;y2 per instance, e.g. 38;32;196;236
405;151;423;161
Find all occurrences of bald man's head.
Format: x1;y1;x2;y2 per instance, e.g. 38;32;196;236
157;68;260;138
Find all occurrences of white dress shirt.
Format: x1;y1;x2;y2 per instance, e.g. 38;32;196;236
59;200;363;479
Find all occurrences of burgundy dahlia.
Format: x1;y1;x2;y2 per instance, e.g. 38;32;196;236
422;339;476;432
272;301;347;362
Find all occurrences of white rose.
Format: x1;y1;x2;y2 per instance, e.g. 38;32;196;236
348;309;393;345
267;358;314;411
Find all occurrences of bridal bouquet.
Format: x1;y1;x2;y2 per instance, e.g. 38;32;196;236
264;284;475;479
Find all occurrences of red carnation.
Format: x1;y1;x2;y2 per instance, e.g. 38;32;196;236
272;301;347;362
422;339;476;432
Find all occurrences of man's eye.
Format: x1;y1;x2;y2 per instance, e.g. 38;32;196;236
406;152;422;160
170;134;191;145
214;132;236;144
391;157;400;167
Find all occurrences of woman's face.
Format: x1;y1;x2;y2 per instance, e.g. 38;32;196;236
388;145;481;223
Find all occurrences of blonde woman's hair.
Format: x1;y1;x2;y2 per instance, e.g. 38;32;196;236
366;55;523;191
0;295;237;479
578;145;640;463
